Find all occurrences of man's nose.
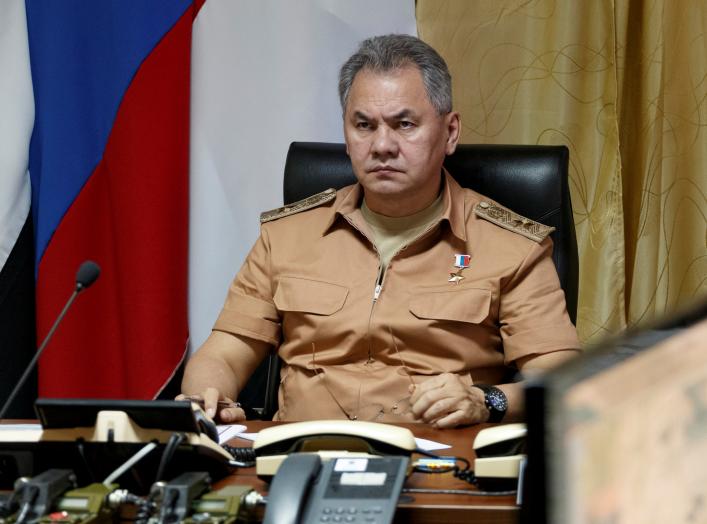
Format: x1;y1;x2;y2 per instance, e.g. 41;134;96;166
371;126;399;159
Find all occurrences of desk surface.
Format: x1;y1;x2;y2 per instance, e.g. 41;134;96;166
221;421;519;524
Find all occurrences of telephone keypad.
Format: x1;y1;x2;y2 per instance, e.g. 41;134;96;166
303;456;408;524
319;507;381;523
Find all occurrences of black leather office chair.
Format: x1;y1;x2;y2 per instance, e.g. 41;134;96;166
239;142;578;419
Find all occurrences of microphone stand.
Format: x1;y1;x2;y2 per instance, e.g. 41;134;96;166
0;286;82;419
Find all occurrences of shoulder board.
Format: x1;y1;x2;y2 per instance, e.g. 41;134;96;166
260;188;337;224
474;200;555;243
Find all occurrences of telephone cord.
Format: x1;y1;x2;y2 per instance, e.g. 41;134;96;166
413;448;477;485
222;445;256;467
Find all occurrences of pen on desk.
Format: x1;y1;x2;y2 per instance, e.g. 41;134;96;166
182;396;241;410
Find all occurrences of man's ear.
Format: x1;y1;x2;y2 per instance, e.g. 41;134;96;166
445;111;461;155
343;124;351;156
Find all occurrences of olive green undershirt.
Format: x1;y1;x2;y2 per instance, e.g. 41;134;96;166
361;193;444;272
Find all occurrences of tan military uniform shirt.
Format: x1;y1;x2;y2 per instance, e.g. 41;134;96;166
214;172;581;422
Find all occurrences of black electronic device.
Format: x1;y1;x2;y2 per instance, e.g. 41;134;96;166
521;298;707;524
263;453;408;524
154;471;211;523
2;468;76;523
34;398;218;441
0;399;231;494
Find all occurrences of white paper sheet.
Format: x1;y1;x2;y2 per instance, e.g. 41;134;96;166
215;424;247;444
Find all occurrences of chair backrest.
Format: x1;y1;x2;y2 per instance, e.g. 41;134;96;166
241;141;579;419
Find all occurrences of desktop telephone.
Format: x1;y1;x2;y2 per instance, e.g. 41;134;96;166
263;453;409;524
473;423;527;491
252;420;416;479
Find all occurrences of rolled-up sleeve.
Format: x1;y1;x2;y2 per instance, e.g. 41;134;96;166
499;237;581;364
212;228;281;346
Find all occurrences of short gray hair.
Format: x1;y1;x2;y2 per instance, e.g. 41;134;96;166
338;34;452;115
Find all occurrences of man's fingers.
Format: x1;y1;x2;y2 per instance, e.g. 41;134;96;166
219;407;246;423
433;398;488;427
202;388;221;418
411;388;444;418
420;397;459;423
431;410;468;429
409;374;449;403
179;391;244;422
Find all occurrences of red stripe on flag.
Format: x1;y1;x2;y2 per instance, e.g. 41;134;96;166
36;5;199;398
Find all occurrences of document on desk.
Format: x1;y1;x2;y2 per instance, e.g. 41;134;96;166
0;423;42;438
216;424;249;444
0;424;42;431
1;423;252;445
414;437;451;451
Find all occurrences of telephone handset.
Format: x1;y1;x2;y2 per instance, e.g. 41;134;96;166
253;420;416;479
263;453;409;524
473;423;527;490
262;454;321;524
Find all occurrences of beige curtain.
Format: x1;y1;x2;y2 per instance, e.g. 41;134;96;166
417;0;707;343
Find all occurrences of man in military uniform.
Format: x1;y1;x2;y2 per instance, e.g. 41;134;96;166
180;34;580;428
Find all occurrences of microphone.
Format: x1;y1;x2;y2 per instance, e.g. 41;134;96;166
75;260;100;290
0;260;101;419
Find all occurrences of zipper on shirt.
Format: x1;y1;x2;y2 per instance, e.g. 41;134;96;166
373;265;384;302
366;264;385;363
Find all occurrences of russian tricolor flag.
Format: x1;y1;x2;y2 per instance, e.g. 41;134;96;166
454;254;471;269
27;0;201;398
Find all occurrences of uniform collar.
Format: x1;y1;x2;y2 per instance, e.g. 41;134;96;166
322;169;467;242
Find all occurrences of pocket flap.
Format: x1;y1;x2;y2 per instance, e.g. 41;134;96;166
274;276;348;315
410;287;492;324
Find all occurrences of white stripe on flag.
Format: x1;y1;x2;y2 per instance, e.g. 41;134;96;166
189;0;416;351
0;0;34;272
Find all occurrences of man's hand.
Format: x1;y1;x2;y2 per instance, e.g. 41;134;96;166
180;331;272;423
408;351;580;428
175;387;246;423
409;373;488;428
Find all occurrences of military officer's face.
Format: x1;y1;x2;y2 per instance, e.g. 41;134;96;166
343;65;459;217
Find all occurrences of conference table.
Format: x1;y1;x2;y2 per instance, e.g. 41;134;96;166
220;420;520;524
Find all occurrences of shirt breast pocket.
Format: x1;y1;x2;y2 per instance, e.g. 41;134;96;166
273;276;349;315
409;287;492;324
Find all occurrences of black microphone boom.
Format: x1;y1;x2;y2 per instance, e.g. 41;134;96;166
0;260;101;419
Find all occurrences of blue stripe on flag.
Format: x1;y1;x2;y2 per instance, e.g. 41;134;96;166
26;0;192;267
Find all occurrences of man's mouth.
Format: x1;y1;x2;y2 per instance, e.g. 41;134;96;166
369;165;403;173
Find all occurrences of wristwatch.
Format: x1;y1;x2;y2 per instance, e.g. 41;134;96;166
472;384;508;423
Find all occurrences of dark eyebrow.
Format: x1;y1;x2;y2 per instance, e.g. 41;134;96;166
392;109;415;120
352;109;418;121
352;111;370;120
